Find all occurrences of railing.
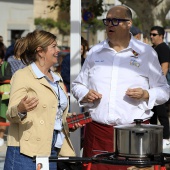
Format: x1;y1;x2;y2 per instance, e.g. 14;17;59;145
0;122;10;126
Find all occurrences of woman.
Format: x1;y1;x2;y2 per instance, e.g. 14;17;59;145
4;30;80;170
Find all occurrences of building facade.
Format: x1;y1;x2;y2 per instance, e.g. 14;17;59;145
0;0;34;47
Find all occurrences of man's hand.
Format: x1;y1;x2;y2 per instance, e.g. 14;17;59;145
17;95;39;113
126;88;149;100
81;89;102;103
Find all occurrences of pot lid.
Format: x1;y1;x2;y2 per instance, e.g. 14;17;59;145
114;119;163;131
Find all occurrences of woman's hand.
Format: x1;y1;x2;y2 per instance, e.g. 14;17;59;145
17;95;39;113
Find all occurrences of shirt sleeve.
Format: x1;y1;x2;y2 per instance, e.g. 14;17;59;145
138;50;170;110
71;54;94;107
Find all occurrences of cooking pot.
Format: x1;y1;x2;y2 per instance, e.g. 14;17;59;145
114;119;163;158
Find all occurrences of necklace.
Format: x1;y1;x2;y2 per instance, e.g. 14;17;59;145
56;82;63;119
45;71;53;81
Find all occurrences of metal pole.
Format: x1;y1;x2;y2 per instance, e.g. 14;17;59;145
70;0;81;156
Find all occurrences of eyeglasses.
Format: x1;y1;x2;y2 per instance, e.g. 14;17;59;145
150;33;159;37
102;18;130;26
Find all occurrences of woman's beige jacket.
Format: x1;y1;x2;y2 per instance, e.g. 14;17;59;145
6;65;76;157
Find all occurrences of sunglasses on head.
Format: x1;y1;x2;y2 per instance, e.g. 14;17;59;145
150;33;159;37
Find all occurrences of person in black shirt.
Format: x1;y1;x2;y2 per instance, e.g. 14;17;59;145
150;26;170;152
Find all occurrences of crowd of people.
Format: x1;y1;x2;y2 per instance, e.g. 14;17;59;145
0;4;170;170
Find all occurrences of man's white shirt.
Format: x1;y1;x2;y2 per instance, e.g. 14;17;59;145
72;36;170;125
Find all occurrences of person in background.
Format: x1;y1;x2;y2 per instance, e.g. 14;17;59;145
0;36;3;43
81;37;89;66
61;53;70;94
5;34;20;61
150;26;170;152
4;30;82;170
51;51;69;75
0;42;12;146
0;36;6;52
81;43;86;66
0;36;5;46
130;26;142;40
72;5;170;170
7;38;26;75
61;37;89;91
7;55;25;76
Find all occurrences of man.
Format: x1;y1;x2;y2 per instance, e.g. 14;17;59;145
130;25;142;40
150;26;170;152
150;26;170;75
72;5;170;170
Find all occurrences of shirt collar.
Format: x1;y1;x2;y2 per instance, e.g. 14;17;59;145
31;62;61;82
128;35;141;55
98;34;141;56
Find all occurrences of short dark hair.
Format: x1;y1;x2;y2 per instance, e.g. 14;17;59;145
0;42;5;59
130;26;142;36
150;26;165;36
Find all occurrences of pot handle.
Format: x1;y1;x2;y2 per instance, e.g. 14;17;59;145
134;119;143;125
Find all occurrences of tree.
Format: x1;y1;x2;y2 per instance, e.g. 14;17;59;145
34;18;57;30
47;0;170;39
119;0;170;39
47;0;106;35
48;0;105;18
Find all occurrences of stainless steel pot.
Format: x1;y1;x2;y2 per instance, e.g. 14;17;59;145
114;119;163;158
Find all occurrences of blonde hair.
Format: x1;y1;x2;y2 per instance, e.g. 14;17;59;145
14;30;56;65
14;37;26;59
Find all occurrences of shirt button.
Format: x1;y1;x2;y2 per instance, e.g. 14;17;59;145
40;120;44;124
43;105;47;108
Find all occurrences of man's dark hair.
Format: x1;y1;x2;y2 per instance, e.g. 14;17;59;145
150;26;165;36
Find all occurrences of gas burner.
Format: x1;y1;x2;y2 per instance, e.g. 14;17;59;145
91;152;170;167
33;152;170;168
92;152;155;160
